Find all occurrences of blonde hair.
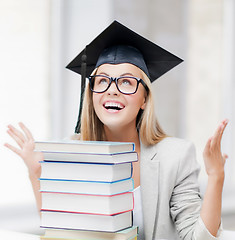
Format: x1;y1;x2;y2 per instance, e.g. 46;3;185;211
76;68;167;146
137;72;167;145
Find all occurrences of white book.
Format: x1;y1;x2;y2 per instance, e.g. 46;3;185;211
42;151;138;164
35;140;135;154
41;225;138;240
40;178;134;195
40;162;132;182
41;191;134;215
41;211;133;232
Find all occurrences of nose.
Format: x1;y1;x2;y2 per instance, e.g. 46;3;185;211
106;80;119;95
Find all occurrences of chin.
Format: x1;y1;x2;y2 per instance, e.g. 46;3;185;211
103;119;136;132
102;120;124;129
96;110;137;131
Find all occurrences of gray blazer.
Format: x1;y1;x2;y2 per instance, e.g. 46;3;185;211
140;137;221;240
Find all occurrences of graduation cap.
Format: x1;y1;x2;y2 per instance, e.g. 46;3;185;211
66;20;183;133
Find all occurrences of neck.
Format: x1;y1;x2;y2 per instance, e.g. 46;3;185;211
104;125;140;153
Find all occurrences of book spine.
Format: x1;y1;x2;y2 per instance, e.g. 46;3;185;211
132;143;135;151
130;163;133;178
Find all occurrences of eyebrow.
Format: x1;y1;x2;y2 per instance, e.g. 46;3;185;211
98;72;109;76
120;73;134;77
97;72;135;77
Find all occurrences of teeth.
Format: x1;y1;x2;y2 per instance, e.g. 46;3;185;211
104;102;124;109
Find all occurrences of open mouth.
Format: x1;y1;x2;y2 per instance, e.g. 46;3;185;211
103;101;125;111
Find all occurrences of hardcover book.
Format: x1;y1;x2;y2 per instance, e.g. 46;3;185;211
41;191;134;215
41;210;133;232
35;140;135;154
40;178;134;195
40;225;138;240
40;161;132;182
42;151;138;164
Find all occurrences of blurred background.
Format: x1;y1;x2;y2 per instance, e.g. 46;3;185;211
0;0;234;234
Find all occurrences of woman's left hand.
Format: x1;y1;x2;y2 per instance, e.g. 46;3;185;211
203;119;229;177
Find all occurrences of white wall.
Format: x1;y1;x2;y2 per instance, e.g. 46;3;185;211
186;0;235;212
186;0;224;177
0;0;50;208
222;0;235;211
50;0;112;140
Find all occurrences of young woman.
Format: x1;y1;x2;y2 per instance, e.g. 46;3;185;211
5;21;228;239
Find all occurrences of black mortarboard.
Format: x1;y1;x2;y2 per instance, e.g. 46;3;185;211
66;20;183;133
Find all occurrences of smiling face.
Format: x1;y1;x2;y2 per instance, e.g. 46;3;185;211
92;63;147;133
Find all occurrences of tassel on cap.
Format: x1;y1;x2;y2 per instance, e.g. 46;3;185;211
75;47;87;133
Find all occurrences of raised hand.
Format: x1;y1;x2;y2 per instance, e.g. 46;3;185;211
203;119;228;177
4;122;43;177
200;119;229;236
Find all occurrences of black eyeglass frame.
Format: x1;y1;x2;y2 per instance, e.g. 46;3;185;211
88;75;148;95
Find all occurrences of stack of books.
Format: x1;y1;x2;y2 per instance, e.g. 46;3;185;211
36;140;139;240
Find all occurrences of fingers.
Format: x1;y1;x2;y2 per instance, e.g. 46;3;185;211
223;153;228;161
211;119;228;148
4;143;21;156
5;122;34;150
7;124;27;142
218;119;228;140
7;127;24;148
204;137;212;156
19;122;34;141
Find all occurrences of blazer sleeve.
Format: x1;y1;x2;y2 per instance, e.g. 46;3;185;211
169;141;222;240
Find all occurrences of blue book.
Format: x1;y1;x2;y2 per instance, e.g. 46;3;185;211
40;161;133;182
40;178;134;195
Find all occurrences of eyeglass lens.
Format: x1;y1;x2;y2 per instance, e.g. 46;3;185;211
91;75;138;94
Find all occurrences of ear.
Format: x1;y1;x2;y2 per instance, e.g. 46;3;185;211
140;96;147;110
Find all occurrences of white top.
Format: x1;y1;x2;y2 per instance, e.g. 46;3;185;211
133;186;144;240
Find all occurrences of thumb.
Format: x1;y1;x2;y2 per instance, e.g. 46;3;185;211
222;153;228;163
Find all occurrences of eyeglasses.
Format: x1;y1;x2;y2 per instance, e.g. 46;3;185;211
88;75;148;95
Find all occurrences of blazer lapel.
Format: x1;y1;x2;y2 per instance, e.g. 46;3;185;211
140;142;160;240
